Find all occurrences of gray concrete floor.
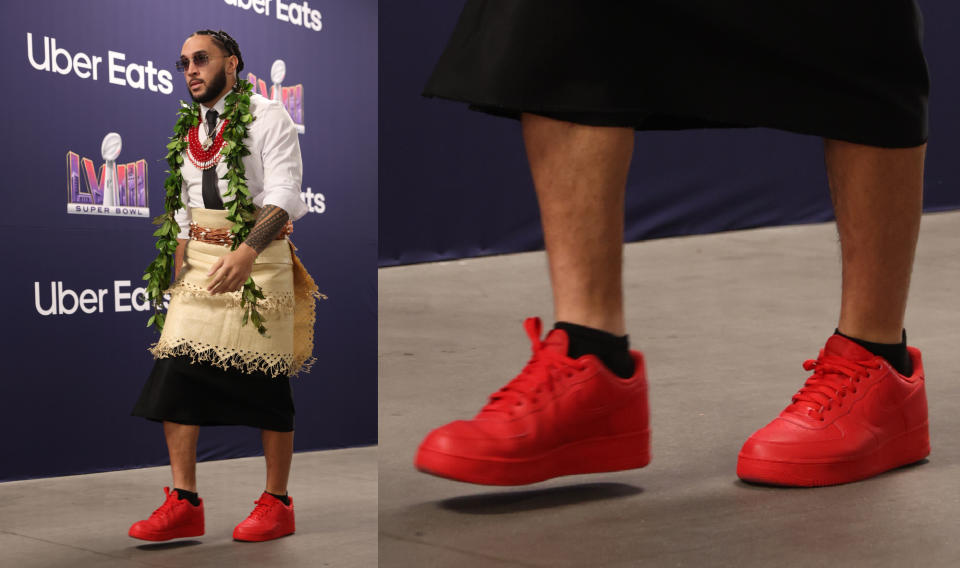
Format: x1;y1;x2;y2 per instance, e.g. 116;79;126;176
379;211;960;568
0;446;377;568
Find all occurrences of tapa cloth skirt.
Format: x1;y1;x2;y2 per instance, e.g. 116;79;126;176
423;0;930;148
132;208;323;431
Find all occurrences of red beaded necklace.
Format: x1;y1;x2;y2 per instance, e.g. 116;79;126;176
185;112;230;170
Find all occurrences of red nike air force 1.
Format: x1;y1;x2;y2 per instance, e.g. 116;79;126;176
415;317;650;485
128;487;204;541
738;334;929;486
233;492;296;542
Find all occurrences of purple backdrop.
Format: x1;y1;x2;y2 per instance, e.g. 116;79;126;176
1;0;376;481
379;0;960;266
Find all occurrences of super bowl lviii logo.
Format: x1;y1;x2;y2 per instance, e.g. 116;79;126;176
66;133;149;218
248;59;304;134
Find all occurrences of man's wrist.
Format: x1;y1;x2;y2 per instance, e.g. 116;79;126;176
238;242;259;259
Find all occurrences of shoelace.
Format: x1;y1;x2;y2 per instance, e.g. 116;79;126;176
248;498;275;521
481;319;586;416
149;488;181;522
789;354;882;421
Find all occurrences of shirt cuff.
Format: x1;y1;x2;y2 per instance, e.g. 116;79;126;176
261;190;309;222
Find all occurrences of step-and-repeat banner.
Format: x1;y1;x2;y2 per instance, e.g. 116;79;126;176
0;0;376;481
380;0;960;265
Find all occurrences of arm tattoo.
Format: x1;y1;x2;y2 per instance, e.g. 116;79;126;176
244;205;290;254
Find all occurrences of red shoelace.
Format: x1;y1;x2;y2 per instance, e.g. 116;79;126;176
788;354;883;420
148;487;181;523
481;318;586;417
247;497;277;520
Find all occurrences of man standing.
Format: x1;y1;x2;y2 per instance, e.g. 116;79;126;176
415;2;930;487
129;30;319;542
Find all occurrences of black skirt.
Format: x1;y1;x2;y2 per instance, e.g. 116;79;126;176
132;355;295;432
424;1;929;148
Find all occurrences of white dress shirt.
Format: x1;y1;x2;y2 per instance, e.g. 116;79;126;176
175;92;308;239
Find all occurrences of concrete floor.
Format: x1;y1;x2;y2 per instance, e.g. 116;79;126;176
379;211;960;568
0;446;377;568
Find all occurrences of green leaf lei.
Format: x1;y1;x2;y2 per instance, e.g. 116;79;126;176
144;79;269;336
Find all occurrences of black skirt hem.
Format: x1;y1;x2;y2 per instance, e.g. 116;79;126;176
130;412;295;433
422;92;929;149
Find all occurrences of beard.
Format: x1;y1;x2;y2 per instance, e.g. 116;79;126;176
190;65;228;104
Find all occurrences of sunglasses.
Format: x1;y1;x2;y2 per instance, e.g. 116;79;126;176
175;53;226;73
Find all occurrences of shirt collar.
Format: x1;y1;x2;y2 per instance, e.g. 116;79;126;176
199;94;227;118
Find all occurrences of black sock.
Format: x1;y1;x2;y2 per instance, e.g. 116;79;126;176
835;329;913;377
268;492;290;506
554;322;635;379
173;488;200;506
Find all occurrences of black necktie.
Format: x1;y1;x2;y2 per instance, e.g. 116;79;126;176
201;109;224;209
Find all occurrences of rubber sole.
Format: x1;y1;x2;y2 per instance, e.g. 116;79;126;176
233;529;295;542
737;422;930;487
415;429;651;486
128;524;204;542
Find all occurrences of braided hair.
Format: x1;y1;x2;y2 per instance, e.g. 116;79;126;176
192;29;244;75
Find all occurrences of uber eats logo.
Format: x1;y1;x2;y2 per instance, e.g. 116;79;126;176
34;280;161;316
26;33;174;95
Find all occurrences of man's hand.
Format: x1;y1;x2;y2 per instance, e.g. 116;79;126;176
207;243;258;294
204;205;291;294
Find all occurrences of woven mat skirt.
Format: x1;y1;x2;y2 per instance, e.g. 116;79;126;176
424;0;929;148
132;208;322;431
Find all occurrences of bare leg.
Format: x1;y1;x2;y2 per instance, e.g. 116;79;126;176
522;113;635;335
825;139;926;343
164;421;200;492
262;430;294;495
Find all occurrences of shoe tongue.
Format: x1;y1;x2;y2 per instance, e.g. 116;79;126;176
541;328;571;357
824;334;876;362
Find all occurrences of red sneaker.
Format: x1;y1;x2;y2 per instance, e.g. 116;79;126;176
414;317;650;485
232;492;295;542
737;334;929;487
128;487;204;541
